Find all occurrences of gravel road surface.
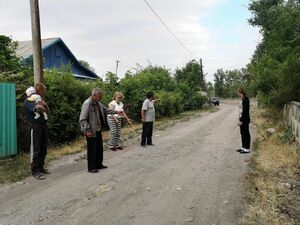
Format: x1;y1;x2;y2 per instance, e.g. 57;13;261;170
0;103;253;225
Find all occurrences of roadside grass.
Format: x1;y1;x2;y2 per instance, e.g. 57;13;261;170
0;154;31;184
239;108;300;225
0;105;218;185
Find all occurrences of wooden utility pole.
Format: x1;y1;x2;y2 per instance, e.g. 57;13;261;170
199;58;203;76
30;0;43;84
115;60;120;76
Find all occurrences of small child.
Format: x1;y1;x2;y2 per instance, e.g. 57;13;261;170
25;86;48;120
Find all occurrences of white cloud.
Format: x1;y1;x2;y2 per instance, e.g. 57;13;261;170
0;0;260;82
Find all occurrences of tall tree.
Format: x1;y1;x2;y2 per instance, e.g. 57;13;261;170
79;59;96;73
213;68;250;98
174;59;206;92
247;0;300;107
0;35;20;73
213;69;225;97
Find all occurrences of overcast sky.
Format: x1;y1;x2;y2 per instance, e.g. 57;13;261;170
0;0;260;82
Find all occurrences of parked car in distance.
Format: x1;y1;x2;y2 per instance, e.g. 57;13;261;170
210;97;220;106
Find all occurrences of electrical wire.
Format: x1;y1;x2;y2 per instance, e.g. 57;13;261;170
143;0;196;58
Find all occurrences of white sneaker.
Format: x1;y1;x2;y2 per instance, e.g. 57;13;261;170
240;148;250;154
236;148;244;152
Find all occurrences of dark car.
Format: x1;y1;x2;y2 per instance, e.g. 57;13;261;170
210;97;219;106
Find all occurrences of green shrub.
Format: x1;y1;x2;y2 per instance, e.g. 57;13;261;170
1;63;207;152
44;68;92;144
155;91;184;118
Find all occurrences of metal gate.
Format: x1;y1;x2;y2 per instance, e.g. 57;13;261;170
0;83;17;157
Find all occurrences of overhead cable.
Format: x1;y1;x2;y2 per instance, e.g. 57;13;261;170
143;0;196;58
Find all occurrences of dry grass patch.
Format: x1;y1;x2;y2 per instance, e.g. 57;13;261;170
257;141;299;174
239;108;300;225
47;138;86;161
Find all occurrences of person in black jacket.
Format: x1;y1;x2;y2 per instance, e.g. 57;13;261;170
24;83;50;180
237;87;251;154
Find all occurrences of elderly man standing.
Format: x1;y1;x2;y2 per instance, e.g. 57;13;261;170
79;88;116;173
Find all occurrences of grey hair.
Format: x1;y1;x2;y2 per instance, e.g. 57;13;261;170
113;92;124;100
92;87;103;96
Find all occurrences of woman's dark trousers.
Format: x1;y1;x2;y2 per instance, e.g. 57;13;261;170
240;123;251;149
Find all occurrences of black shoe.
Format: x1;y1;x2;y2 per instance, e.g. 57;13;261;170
99;165;107;169
88;169;99;173
141;145;147;148
32;172;46;180
236;148;243;152
40;168;51;174
148;144;155;146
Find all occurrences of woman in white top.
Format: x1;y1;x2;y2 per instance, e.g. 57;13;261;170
107;92;132;151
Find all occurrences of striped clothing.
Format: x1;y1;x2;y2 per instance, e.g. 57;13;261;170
107;115;122;147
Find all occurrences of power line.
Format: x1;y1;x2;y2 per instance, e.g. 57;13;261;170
143;0;196;58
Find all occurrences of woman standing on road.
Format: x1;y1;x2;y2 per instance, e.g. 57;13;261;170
107;92;132;151
237;87;251;153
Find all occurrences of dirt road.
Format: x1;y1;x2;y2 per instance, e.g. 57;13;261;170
0;103;253;225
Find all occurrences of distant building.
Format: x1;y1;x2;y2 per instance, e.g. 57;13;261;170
16;37;99;80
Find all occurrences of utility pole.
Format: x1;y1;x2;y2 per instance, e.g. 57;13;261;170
199;58;203;77
30;0;43;84
115;60;120;76
199;58;206;90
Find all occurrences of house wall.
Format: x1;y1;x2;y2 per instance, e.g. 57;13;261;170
42;42;95;78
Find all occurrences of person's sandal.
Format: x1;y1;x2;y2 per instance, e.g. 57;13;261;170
110;147;117;151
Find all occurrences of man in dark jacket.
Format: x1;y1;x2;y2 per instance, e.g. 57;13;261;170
24;83;50;180
79;88;116;173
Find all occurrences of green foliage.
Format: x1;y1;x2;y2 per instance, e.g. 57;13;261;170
0;35;209;151
206;81;214;97
247;0;300;107
78;59;96;73
175;59;206;92
119;66;179;120
0;35;20;73
155;91;184;118
175;60;208;107
213;68;249;98
277;126;295;143
44;67;93;144
190;92;207;109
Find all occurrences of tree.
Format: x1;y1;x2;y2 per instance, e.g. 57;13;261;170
79;59;96;73
0;35;20;73
174;59;206;92
247;0;300;107
213;69;225;97
206;81;214;97
213;68;250;98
